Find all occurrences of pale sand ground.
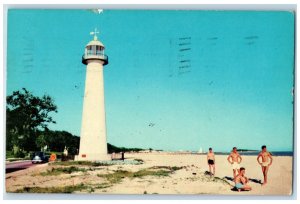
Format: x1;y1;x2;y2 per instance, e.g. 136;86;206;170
5;153;293;195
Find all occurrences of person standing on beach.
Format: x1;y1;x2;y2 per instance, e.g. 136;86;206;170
257;145;273;186
234;167;252;192
207;147;215;176
227;147;242;178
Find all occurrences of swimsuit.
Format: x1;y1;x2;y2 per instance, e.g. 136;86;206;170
208;159;214;165
235;183;244;189
262;161;270;167
232;162;240;170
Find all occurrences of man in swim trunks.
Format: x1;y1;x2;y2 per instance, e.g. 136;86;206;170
207;147;215;176
257;145;273;186
227;147;242;178
234;167;252;192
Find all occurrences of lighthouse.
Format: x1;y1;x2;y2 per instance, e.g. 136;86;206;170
76;29;110;161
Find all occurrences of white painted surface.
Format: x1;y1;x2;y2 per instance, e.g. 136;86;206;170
77;59;110;161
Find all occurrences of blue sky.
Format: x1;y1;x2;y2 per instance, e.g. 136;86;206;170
7;10;294;152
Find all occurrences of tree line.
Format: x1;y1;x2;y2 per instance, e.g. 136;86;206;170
6;88;80;156
6;88;144;158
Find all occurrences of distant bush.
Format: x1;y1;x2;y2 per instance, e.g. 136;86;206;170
15;183;86;193
107;143;144;153
14;151;25;158
6;151;14;158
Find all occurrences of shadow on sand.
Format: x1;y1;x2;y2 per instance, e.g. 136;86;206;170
223;176;261;191
224;176;261;184
204;171;213;176
249;178;262;184
224;176;234;181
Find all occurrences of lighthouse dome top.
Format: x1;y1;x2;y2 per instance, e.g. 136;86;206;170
85;28;105;48
82;28;108;66
86;38;105;48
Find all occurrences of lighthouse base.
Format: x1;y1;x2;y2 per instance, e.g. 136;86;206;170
74;153;111;161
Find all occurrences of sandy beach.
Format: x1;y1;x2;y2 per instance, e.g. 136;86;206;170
5;153;293;195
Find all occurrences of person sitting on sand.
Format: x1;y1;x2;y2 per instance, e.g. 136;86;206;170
234;167;252;192
227;147;242;178
207;147;215;176
257;145;273;186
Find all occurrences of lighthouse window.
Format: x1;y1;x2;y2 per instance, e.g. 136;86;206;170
92;45;97;55
87;46;93;55
96;46;103;55
86;45;104;56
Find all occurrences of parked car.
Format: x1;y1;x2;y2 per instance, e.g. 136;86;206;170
31;152;49;164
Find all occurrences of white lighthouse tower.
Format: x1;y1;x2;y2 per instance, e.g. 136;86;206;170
76;29;110;161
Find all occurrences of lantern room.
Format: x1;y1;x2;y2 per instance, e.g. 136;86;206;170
82;32;108;65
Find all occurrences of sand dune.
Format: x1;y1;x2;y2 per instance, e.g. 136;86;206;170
5;153;293;195
111;153;293;195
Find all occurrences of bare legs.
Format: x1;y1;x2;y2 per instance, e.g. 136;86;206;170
241;184;252;191
209;164;215;176
261;166;269;185
233;169;239;178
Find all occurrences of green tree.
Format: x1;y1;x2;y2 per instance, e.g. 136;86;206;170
36;134;47;151
41;130;80;155
6;88;58;154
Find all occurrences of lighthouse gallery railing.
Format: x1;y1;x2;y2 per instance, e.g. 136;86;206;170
82;53;108;65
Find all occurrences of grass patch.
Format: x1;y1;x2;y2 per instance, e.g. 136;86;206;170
88;188;95;193
133;158;144;163
97;168;175;185
50;161;112;167
213;177;231;186
14;183;86;193
95;182;112;189
150;166;184;171
97;170;132;184
186;173;232;186
40;166;87;176
14;181;113;193
133;169;170;177
170;166;183;171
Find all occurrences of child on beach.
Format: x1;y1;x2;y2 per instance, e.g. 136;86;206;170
227;147;242;178
257;145;273;186
207;147;215;176
234;167;252;192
